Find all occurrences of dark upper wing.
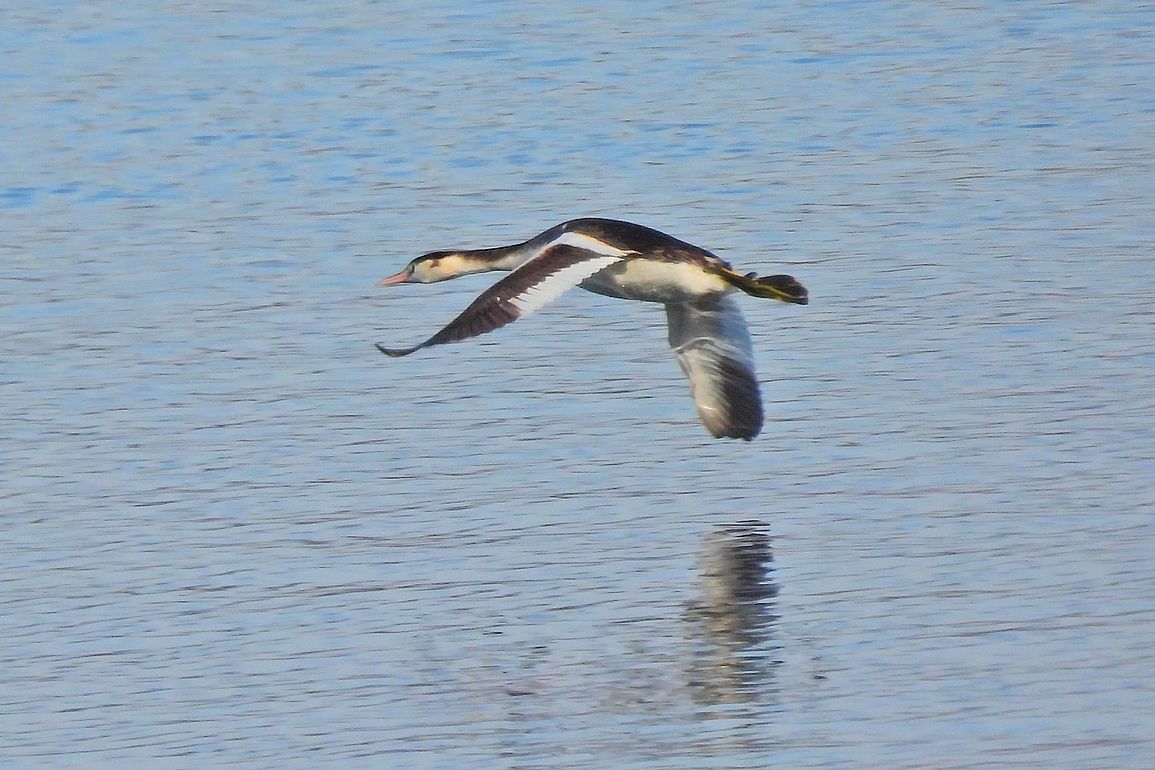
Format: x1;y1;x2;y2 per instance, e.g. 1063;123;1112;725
376;244;624;357
665;294;762;440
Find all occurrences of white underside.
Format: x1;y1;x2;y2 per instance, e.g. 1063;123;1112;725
579;259;731;303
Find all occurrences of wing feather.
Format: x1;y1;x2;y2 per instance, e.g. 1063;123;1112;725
665;295;763;440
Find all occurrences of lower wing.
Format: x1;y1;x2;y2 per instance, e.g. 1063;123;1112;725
666;294;763;440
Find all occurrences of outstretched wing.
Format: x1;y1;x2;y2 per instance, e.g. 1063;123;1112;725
377;244;624;357
665;295;763;440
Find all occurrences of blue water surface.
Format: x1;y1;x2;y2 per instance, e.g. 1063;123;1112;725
3;2;1154;768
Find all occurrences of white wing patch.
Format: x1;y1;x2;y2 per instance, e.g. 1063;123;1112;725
509;255;622;314
547;230;633;257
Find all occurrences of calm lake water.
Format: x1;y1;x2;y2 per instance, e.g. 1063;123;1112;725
4;1;1154;768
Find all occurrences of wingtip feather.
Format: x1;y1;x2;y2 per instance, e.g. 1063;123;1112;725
375;342;418;357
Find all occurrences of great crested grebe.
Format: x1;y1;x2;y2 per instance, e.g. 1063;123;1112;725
375;218;807;440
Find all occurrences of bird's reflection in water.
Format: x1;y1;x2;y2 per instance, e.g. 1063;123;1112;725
684;520;780;706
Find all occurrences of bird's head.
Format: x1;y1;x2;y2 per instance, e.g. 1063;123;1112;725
379;251;480;285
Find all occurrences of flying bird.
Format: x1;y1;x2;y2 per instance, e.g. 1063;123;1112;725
376;218;807;440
